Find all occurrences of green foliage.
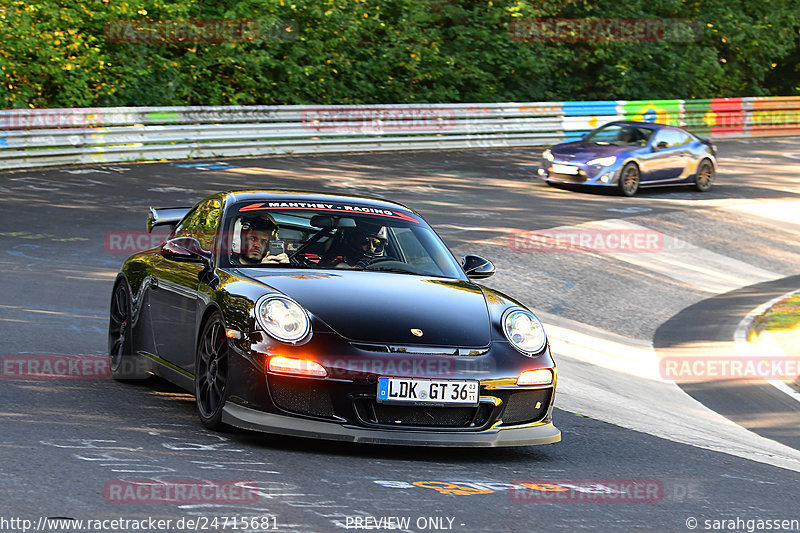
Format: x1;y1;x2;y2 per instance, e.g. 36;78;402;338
0;0;798;108
755;293;800;332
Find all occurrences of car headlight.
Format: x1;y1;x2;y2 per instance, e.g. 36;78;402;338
586;156;616;167
255;296;310;343
503;309;547;355
542;148;554;161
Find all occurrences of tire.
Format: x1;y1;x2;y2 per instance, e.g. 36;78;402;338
108;282;148;381
195;313;230;430
618;163;640;197
694;159;714;192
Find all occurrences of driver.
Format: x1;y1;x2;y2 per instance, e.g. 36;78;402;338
616;127;636;144
336;223;387;268
236;214;289;265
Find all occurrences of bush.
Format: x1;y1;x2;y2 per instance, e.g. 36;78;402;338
0;0;797;108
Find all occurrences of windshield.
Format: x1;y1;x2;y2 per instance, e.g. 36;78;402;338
584;124;654;147
219;202;465;279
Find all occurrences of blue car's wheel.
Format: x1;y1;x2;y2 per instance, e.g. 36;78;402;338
694;160;714;192
195;313;230;430
619;163;640;197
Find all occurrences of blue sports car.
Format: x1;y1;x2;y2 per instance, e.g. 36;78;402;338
539;121;717;196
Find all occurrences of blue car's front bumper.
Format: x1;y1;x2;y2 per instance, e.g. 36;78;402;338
539;159;622;187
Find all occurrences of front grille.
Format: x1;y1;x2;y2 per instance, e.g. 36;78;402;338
499;389;551;425
267;375;335;418
349;343;487;356
549;172;586;183
353;398;494;429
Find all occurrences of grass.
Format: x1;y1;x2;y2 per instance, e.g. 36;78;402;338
755;292;800;331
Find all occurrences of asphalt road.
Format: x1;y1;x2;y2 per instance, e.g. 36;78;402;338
655;274;800;451
2;137;800;532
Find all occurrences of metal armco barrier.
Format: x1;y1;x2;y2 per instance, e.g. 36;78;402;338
1;97;799;170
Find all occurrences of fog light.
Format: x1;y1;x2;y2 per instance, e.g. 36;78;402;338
599;173;611;183
269;356;327;377
537;168;545;176
517;369;553;386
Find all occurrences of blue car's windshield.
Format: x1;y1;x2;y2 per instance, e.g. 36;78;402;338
584;124;653;147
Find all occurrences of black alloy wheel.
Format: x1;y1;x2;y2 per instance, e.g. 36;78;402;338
108;282;147;380
195;313;230;429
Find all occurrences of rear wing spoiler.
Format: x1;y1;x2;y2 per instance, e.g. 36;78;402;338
147;206;191;233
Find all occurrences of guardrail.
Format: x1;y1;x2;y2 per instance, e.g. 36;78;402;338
2;96;799;170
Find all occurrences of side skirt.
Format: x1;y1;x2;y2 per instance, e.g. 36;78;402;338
138;350;195;392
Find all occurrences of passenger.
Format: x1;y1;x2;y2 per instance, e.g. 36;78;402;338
323;223;387;268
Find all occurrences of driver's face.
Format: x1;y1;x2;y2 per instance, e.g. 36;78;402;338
358;234;385;255
241;229;270;262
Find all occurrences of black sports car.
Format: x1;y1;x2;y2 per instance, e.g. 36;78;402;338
109;190;560;447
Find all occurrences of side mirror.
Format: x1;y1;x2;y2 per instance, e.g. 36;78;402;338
653;141;668;151
462;255;495;280
160;237;211;264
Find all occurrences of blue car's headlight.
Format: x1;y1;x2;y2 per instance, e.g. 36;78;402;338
542;148;554;161
586;156;616;167
502;308;547;355
256;296;310;343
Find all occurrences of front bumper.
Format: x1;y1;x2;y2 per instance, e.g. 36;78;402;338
222;402;561;447
226;331;560;446
540;162;620;186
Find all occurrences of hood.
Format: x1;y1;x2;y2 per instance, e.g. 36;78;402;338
243;270;491;347
553;141;634;162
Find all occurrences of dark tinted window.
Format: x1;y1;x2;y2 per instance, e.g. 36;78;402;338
220;203;464;278
584;124;653;146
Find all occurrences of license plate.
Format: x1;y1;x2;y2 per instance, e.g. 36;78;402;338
377;377;479;405
551;163;579;175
